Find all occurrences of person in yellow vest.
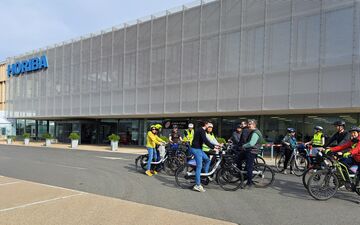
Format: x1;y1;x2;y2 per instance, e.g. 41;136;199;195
145;125;165;177
183;123;194;145
202;123;220;154
305;126;325;156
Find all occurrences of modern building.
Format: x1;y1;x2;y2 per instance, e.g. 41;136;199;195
0;62;14;138
4;0;360;145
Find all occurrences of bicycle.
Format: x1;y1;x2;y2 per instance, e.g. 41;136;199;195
307;152;360;200
135;144;184;176
175;145;244;191
275;146;308;176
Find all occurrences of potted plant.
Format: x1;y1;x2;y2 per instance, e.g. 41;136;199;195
42;133;52;147
7;135;15;144
23;133;30;145
108;134;120;151
68;132;80;149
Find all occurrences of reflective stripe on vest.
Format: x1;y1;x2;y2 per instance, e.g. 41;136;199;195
202;133;216;152
313;132;323;146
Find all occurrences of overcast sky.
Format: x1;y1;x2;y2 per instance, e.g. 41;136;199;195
0;0;194;61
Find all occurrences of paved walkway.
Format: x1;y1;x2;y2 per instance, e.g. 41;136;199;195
0;140;147;155
0;176;235;225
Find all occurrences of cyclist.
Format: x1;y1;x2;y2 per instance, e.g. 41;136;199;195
281;128;297;174
327;126;360;168
169;125;182;150
191;121;217;192
229;124;242;151
324;121;350;148
145;125;165;177
305;126;325;156
184;123;195;145
242;119;264;189
202;123;220;154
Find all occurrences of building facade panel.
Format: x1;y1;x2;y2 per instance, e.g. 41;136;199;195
4;0;360;119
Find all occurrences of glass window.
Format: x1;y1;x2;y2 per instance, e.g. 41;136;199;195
25;120;36;137
49;121;55;137
304;114;358;142
16;119;25;136
119;120;140;145
38;120;48;138
99;120;118;144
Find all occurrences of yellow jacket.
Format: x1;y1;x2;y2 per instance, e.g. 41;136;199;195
146;131;164;148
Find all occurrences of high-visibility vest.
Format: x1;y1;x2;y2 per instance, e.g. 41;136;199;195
202;133;216;152
313;132;323;146
184;129;194;144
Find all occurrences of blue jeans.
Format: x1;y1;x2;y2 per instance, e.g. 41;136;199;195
147;147;158;171
190;148;211;186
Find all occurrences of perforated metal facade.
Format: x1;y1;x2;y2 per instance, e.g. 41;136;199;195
5;0;360;119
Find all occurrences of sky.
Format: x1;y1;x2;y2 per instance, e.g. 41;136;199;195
0;0;195;61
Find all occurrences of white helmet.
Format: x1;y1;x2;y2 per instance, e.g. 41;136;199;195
188;123;194;128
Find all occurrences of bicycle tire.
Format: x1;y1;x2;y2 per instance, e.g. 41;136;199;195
217;166;244;191
164;157;183;176
255;156;266;165
175;164;196;189
302;167;316;189
275;153;285;173
252;164;275;188
139;155;148;171
292;154;308;177
307;169;339;201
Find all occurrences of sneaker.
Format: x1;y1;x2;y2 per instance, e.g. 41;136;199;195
283;171;287;175
151;170;158;175
244;184;254;190
290;170;295;175
193;185;206;192
145;170;153;177
208;176;213;182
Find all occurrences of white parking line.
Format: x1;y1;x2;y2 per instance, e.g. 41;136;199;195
0;181;22;186
96;156;131;160
0;193;85;212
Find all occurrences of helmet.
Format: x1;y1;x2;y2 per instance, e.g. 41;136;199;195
333;121;346;127
188;123;194;128
314;126;323;131
236;124;242;129
172;125;178;129
349;126;360;133
154;124;162;130
208;123;214;128
287;128;295;133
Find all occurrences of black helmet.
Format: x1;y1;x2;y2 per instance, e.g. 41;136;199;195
314;126;323;131
349;126;360;132
236;124;242;129
333;121;346;127
287;128;295;133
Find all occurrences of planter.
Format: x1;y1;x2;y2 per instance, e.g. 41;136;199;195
45;139;51;147
111;141;118;151
7;139;12;144
24;138;30;145
71;140;79;149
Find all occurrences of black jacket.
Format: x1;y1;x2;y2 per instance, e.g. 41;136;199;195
191;128;215;150
230;131;241;145
324;131;350;148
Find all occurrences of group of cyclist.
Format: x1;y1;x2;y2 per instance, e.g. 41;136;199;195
145;119;360;192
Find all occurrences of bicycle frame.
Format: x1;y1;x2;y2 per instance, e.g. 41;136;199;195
187;154;223;177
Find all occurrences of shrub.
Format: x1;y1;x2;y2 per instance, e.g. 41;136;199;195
159;136;169;142
23;133;30;139
42;133;52;139
68;132;80;140
108;134;120;142
216;137;227;144
7;135;16;141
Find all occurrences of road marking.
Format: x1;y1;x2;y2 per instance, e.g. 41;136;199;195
0;193;85;212
0;181;22;186
96;156;131;161
32;160;87;170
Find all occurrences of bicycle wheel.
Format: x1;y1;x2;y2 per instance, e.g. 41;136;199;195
175;164;196;189
255;156;266;165
252;164;275;188
302;168;317;189
138;155;148;171
292;155;308;177
217;166;244;191
275;153;285;173
164;157;183;176
307;169;339;201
